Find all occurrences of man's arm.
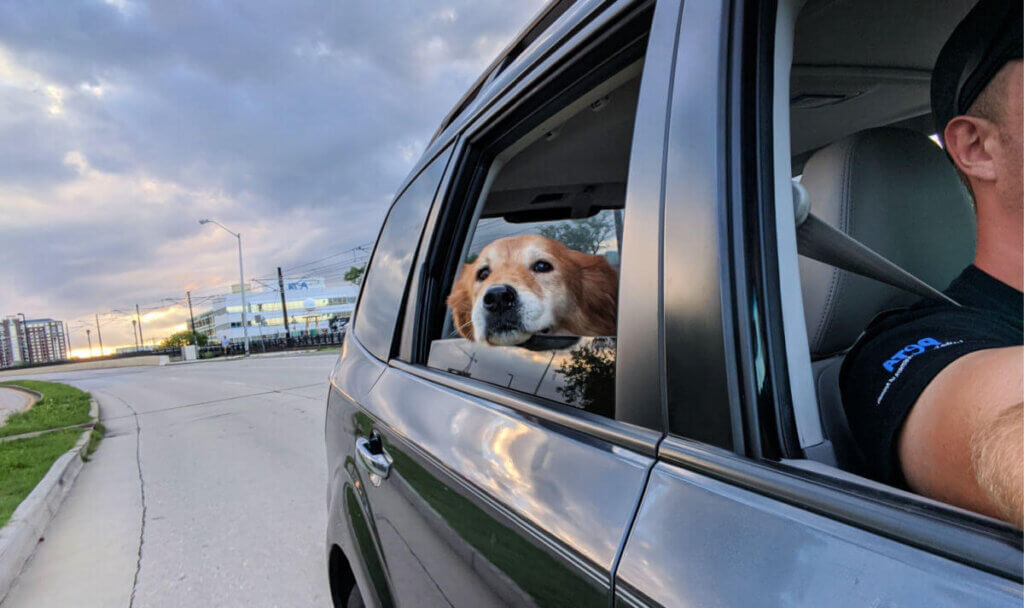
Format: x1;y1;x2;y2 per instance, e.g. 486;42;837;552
898;346;1023;527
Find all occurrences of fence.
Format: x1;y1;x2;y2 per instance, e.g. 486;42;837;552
191;330;346;360
0;331;346;370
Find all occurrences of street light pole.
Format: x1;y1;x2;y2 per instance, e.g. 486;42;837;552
199;219;250;356
16;313;32;364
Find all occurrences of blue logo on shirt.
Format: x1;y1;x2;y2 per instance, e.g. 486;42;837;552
883;337;943;372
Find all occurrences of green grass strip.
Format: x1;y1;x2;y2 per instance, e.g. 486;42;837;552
0;380;92;438
84;423;106;461
0;429;81;527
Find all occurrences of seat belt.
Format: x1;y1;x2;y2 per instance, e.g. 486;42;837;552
792;181;960;306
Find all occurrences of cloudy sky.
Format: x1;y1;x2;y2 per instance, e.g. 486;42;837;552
0;0;546;353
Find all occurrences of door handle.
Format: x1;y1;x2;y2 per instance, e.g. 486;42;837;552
356;435;392;484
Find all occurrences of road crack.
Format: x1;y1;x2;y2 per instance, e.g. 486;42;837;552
97;390;148;608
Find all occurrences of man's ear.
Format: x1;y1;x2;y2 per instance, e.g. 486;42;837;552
944;115;999;183
446;265;474;341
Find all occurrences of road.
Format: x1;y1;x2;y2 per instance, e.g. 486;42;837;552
0;387;31;425
3;353;338;608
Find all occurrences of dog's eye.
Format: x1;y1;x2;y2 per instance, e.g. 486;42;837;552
531;260;553;273
476;267;491;281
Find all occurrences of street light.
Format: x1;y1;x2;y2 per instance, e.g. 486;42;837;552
199;218;251;356
16;313;33;364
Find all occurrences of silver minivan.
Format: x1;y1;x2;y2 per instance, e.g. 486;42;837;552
325;0;1023;605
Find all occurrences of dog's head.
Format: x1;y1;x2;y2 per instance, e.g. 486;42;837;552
447;234;618;345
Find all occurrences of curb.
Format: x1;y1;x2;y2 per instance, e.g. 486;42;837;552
0;398;99;603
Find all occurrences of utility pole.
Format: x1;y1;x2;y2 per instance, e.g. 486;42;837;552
277;267;291;342
95;314;104;356
186;291;197;337
64;321;72;359
135;304;144;348
132;319;140;351
86;329;93;357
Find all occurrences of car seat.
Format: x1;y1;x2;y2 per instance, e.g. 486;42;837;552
797;126;976;475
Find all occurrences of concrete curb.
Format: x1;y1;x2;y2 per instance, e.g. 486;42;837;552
0;398;99;603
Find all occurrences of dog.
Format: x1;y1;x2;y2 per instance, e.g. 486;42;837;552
447;234;618;345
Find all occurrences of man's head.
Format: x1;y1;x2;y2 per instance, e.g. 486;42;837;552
932;0;1022;210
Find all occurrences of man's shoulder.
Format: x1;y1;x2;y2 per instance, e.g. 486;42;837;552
838;299;1022;482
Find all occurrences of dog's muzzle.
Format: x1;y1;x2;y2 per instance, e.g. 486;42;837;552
482;284;522;335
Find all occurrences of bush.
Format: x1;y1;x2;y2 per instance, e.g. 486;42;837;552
0;381;93;438
160;330;209;348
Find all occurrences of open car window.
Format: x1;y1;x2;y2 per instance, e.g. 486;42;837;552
425;59;643;420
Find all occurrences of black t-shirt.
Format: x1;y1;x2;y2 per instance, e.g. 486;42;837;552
840;265;1023;485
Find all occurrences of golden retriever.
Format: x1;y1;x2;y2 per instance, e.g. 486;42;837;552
447;234;618;345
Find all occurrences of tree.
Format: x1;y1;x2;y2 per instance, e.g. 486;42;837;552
160;331;208;348
538;215;614;255
344;265;366;285
555;338;616;418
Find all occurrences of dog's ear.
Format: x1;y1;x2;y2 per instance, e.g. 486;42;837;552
446;264;475;341
571;251;619;336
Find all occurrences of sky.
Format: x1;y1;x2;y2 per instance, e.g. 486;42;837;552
0;0;547;355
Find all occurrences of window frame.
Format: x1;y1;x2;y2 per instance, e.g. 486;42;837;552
349;143;455;362
710;0;1024;581
392;0;670;449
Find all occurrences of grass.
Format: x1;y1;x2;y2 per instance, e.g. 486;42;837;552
0;380;93;438
83;423;106;461
0;429;81;526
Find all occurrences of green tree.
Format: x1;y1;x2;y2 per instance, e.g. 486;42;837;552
538;215;614;255
159;331;208;348
555;338;616;418
344;265;366;285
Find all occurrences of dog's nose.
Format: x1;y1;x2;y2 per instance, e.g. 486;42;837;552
483;284;517;313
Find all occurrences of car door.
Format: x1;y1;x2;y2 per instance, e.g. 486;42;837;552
330;1;686;605
613;0;1023;605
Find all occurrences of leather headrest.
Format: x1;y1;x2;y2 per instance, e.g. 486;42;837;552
799;127;976;358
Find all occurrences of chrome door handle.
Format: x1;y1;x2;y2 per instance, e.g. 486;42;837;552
356;435;392;483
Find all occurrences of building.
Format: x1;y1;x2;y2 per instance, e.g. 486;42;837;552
194;278;359;343
0;316;68;368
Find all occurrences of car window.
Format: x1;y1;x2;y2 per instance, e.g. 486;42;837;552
353;147;453;360
425;59;643;420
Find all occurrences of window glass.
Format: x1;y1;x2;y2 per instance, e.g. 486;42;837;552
427;64;642;419
355;147;452;359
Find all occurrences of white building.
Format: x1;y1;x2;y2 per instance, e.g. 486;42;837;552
194;278;359;343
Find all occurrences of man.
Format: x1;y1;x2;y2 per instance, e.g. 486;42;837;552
840;0;1023;528
221;335;230;355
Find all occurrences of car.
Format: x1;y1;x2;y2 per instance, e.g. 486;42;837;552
325;0;1023;605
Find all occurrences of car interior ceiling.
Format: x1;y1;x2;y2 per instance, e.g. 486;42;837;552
479;61;641;222
790;0;977;172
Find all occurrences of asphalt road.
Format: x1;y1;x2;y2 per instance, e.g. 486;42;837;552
3;353;338;608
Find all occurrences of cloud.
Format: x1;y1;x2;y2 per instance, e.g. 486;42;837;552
0;0;546;348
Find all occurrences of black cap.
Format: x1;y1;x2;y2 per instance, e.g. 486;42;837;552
931;0;1022;142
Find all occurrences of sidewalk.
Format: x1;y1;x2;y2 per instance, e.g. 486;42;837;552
0;388;33;426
